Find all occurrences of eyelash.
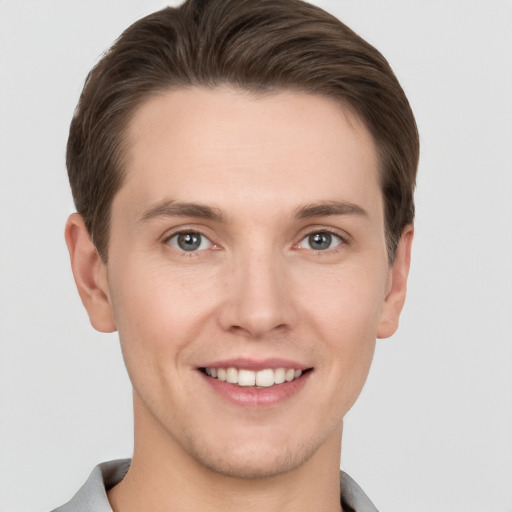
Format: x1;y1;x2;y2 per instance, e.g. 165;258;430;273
163;228;348;256
164;231;215;256
296;229;346;253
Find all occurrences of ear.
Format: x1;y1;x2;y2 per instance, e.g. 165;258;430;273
377;225;414;339
65;213;117;333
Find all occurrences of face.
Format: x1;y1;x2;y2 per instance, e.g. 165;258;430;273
69;86;412;479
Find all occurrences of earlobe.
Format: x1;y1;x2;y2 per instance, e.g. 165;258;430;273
64;213;117;333
377;225;414;339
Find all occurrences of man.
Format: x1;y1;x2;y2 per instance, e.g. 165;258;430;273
56;0;418;510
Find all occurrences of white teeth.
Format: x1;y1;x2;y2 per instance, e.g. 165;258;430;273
226;367;238;384
204;366;306;387
256;369;274;387
274;367;285;384
238;369;256;387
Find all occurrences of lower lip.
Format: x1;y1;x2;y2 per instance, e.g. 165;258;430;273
200;371;311;408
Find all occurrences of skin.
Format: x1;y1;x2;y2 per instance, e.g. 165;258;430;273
66;87;413;512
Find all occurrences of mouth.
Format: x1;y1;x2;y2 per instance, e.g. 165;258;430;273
199;366;312;388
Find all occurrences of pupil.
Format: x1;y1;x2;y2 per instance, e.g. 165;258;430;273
178;232;201;251
309;232;331;250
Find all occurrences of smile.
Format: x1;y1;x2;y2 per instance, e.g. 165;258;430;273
202;367;306;387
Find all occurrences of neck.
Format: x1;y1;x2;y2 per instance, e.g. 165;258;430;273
108;395;344;512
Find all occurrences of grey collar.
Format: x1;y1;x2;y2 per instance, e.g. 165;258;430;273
53;459;379;512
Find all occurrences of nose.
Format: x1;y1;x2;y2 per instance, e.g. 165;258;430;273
217;249;297;338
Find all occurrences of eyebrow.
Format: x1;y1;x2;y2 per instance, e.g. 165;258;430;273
139;200;224;223
139;199;367;223
295;200;368;219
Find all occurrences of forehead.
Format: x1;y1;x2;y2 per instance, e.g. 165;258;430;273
118;86;381;221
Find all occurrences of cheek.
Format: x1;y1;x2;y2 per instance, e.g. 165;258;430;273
106;260;222;419
300;263;386;397
107;258;220;366
301;261;388;337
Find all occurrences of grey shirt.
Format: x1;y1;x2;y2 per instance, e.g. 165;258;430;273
52;459;379;512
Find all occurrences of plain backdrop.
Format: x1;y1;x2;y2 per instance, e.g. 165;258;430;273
0;1;511;511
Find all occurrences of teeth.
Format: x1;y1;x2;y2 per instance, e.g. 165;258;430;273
274;367;285;384
204;366;306;387
226;367;238;384
238;369;256;387
256;369;274;387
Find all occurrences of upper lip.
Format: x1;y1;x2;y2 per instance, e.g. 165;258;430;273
198;357;311;371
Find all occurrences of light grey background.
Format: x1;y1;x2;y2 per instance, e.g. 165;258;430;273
1;1;511;511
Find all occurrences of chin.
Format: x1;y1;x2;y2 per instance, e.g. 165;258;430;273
184;432;321;479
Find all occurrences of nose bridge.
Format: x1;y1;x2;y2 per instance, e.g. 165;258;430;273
219;241;295;337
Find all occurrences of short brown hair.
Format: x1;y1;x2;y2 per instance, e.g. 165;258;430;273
67;0;419;261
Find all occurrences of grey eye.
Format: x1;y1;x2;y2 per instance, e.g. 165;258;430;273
299;232;342;251
168;232;211;252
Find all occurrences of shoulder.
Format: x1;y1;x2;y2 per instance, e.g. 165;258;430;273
51;459;130;512
339;471;379;512
51;461;377;512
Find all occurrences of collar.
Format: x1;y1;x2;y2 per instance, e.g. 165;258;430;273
53;459;379;512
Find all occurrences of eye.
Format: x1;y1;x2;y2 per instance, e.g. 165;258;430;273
298;231;343;251
167;231;212;252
